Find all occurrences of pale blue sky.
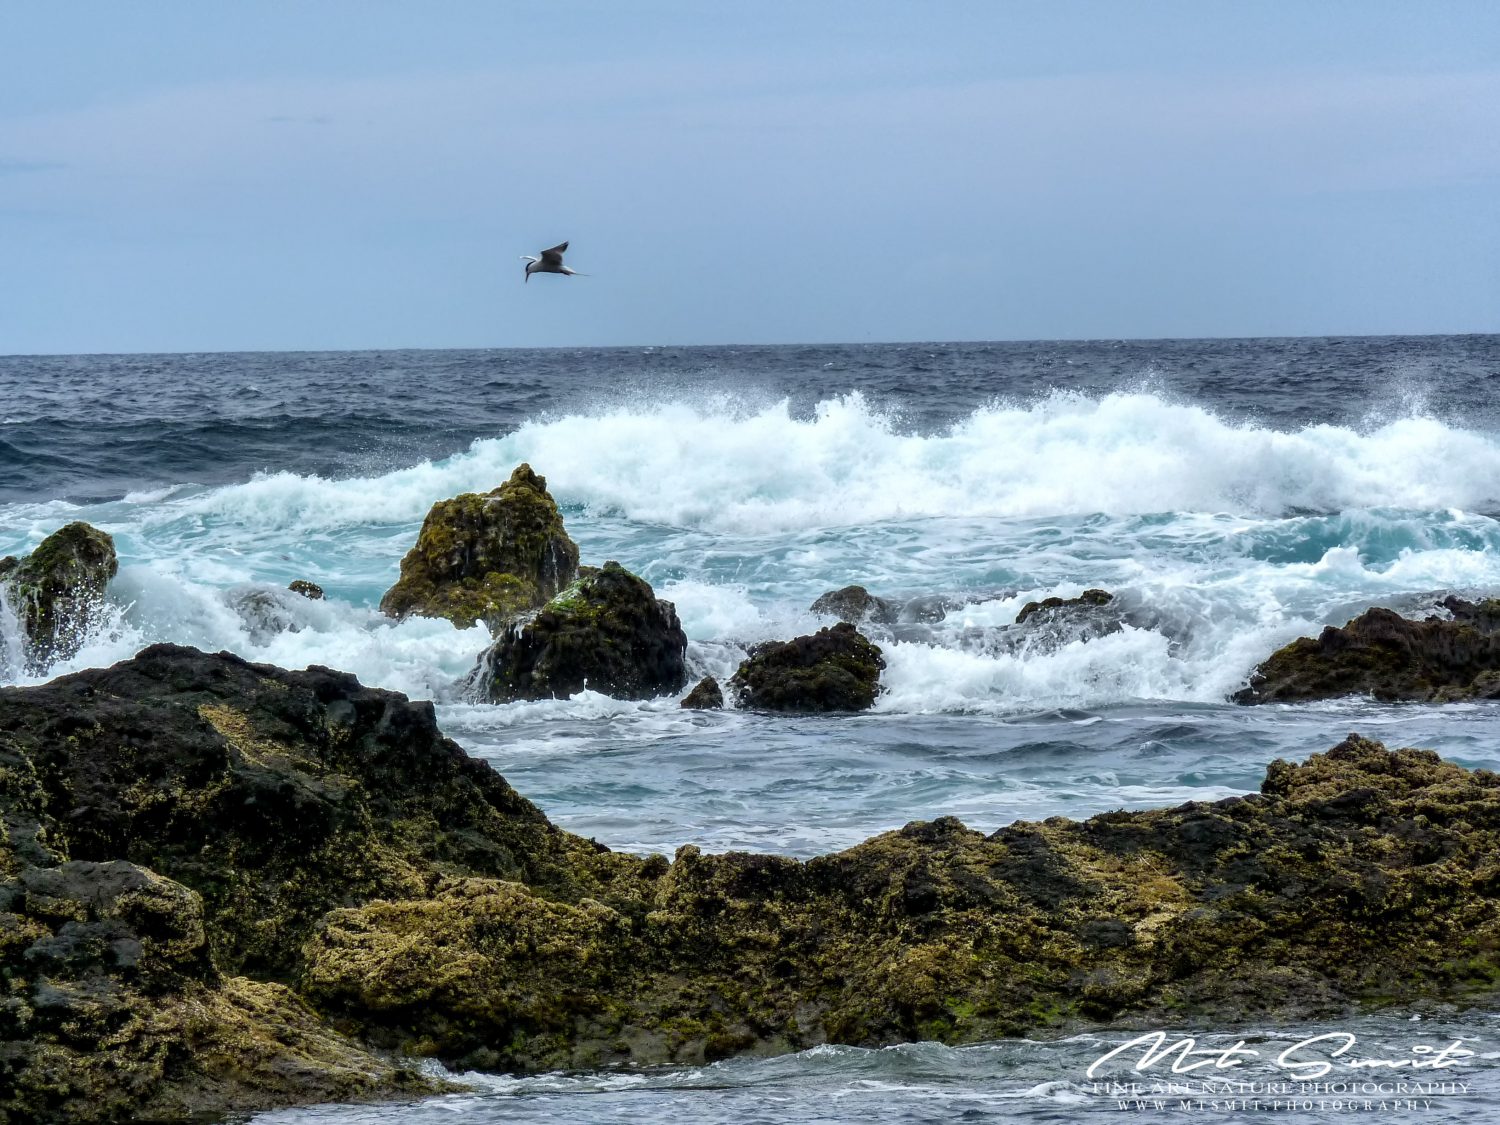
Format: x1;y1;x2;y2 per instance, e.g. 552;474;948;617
2;1;1498;353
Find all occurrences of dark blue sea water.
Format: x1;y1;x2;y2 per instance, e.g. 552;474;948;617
4;335;1500;1122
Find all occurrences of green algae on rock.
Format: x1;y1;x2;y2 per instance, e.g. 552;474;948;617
681;675;724;710
1235;597;1500;703
304;733;1500;1071
0;521;117;672
8;646;1500;1117
475;560;688;702
378;463;579;631
729;622;885;711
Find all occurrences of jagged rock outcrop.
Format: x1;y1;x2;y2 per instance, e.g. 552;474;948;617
9;646;1500;1117
304;732;1500;1070
729;622;885;712
810;585;898;626
379;464;579;631
681;675;724;710
288;579;324;600
1235;597;1500;703
475;561;688;702
0;521;117;671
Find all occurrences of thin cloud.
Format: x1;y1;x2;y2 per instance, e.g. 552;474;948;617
0;157;67;174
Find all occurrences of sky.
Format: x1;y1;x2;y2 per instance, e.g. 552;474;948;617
2;1;1498;354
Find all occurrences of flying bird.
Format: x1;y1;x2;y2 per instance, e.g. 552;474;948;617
522;241;577;283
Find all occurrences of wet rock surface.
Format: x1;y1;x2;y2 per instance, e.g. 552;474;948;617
729;622;886;712
378;463;579;632
681;675;724;709
6;646;1500;1117
475;561;688;702
810;585;899;626
0;521;117;671
288;579;324;600
1014;587;1122;641
1236;597;1500;703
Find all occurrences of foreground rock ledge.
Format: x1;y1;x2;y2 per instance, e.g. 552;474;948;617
5;648;1500;1121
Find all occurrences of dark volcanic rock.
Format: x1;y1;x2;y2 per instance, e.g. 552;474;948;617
681;675;724;710
305;733;1500;1069
1015;587;1115;627
476;561;688;702
810;585;899;626
0;521;117;670
729;622;885;712
379;463;579;631
1235;598;1500;703
288;579;325;600
11;646;1500;1116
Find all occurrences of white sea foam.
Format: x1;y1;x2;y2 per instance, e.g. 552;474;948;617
5;391;1500;717
62;390;1500;541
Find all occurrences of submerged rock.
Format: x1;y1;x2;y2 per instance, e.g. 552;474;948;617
229;585;307;644
1235;598;1500;703
810;585;899;626
1011;587;1124;651
0;520;117;670
379;463;579;631
475;561;688;702
681;675;724;710
288;579;324;600
10;646;1500;1115
729;622;885;711
1015;587;1115;626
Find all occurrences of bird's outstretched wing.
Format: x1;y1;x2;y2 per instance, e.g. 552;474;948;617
539;241;569;266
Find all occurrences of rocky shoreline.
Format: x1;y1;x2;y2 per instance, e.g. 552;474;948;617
5;644;1500;1121
10;476;1500;1120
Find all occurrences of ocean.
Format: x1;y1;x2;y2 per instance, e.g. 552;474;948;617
4;335;1500;1121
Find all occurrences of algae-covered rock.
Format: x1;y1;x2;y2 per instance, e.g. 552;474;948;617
1235;599;1500;703
303;732;1500;1070
729;622;885;712
0;521;117;670
0;814;444;1122
681;675;724;709
475;561;688;702
810;585;898;626
11;645;1500;1113
379;463;579;631
288;579;324;600
0;643;644;1120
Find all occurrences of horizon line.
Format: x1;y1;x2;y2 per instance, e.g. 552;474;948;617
4;328;1498;361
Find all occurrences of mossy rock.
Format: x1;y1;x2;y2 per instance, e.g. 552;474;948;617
1235;599;1500;703
681;675;724;710
379;463;579;631
476;561;688;702
0;520;118;671
303;732;1500;1070
729;622;885;712
13;647;1500;1111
